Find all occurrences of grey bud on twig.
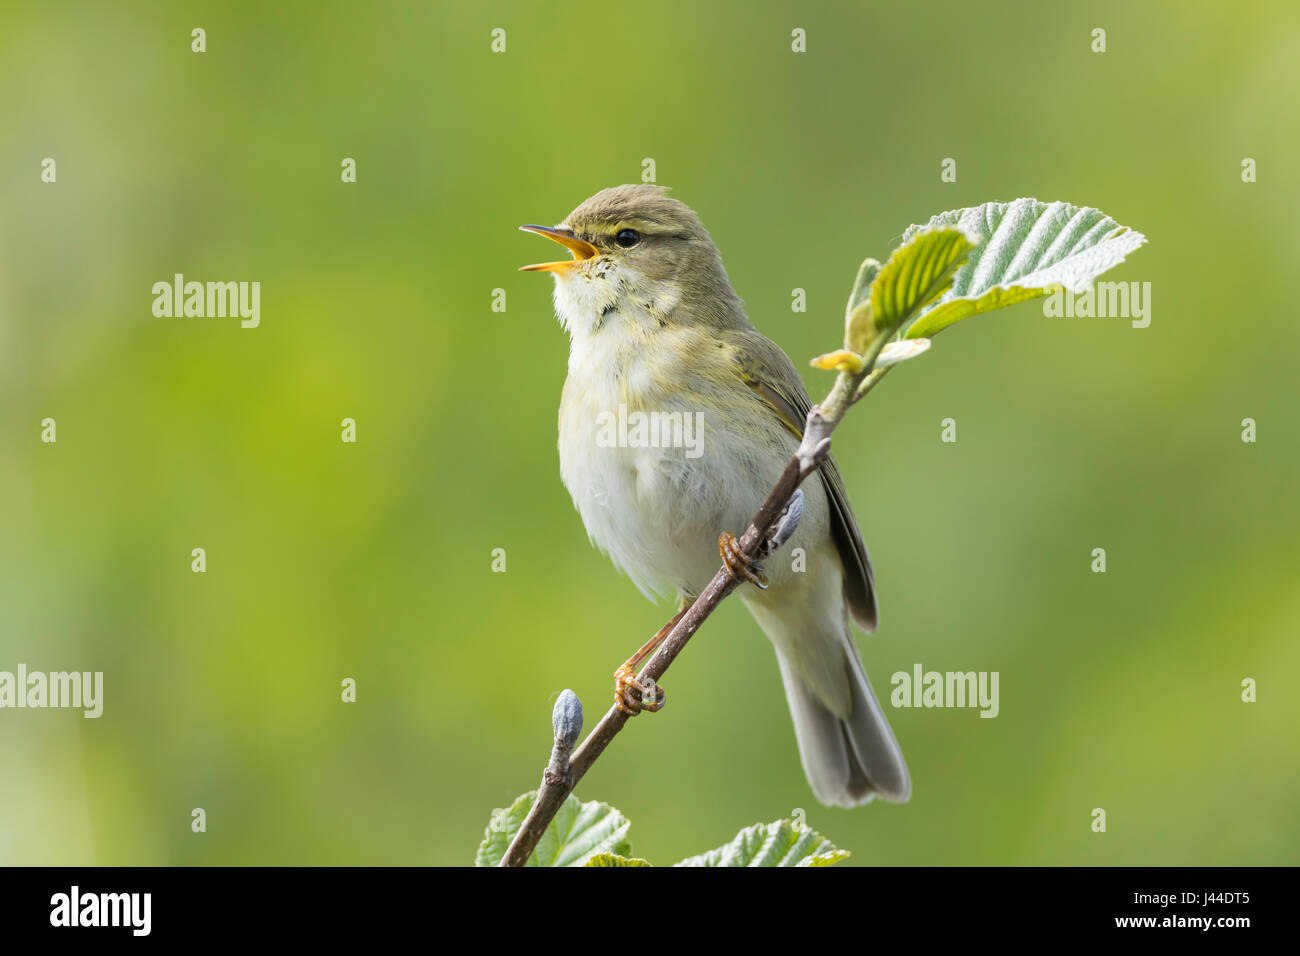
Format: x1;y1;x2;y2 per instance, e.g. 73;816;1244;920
552;689;583;752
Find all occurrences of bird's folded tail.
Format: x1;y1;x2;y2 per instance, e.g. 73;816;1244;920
775;638;911;807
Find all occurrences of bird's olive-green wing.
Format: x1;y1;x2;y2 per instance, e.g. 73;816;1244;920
730;332;879;632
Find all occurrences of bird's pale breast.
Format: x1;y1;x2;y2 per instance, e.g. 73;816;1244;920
558;322;825;602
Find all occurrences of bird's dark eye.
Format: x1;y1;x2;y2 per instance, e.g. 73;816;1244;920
614;228;641;248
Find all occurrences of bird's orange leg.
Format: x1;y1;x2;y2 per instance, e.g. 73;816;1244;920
614;601;691;715
718;531;768;589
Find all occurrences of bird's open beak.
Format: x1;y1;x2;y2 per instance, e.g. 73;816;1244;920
518;225;599;273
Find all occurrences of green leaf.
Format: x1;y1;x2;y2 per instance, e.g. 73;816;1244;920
845;257;882;320
673;820;850;867
585;853;653;867
902;198;1146;339
843;257;881;354
803;849;852;867
475;792;632;867
869;226;975;339
475;791;533;867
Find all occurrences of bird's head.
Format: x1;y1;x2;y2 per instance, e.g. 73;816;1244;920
520;185;743;337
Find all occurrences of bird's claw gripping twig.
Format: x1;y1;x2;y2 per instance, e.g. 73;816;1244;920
719;531;768;589
614;663;665;715
610;606;690;716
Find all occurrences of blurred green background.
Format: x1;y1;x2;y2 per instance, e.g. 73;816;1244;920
2;0;1297;865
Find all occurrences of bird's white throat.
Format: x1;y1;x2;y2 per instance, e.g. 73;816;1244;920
549;259;682;343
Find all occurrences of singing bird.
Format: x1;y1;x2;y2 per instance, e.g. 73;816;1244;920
520;185;910;806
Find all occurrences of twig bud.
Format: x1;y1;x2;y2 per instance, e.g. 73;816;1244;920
552;689;583;751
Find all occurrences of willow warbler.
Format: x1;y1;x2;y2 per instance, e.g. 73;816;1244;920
520;185;910;807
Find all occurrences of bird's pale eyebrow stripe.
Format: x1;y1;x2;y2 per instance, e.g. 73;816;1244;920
577;218;689;240
610;216;666;231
